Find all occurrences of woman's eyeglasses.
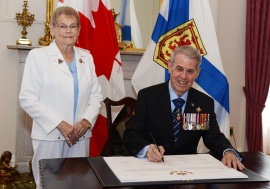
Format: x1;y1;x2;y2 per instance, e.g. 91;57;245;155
55;24;79;31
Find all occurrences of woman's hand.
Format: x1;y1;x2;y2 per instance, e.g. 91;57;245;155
74;119;91;139
57;121;77;147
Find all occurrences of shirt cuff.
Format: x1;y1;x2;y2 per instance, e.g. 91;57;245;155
136;145;150;158
223;148;242;162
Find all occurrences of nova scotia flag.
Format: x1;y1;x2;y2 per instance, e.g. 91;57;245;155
117;0;143;48
131;0;230;149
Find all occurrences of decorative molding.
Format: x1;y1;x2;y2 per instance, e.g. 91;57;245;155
7;44;37;50
0;0;46;24
0;0;11;21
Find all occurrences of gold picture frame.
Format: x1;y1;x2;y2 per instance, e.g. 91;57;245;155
38;0;54;46
38;0;147;52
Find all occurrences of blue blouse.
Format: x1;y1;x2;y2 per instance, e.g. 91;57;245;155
67;55;78;122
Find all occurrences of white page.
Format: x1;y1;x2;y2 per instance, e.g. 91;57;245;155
103;154;248;183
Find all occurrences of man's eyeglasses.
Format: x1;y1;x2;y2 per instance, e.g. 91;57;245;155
55;24;79;31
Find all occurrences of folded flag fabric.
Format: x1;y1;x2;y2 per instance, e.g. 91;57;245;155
117;0;143;48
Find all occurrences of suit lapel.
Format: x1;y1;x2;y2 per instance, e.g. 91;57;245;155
48;42;70;75
159;82;172;121
74;48;87;81
185;88;201;113
48;43;87;80
176;88;199;150
158;82;175;146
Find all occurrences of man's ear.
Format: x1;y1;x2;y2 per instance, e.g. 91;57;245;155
196;67;201;78
167;61;172;73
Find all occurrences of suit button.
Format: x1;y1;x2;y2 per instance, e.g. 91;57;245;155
58;137;60;139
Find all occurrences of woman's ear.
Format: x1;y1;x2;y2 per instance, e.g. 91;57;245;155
50;24;55;36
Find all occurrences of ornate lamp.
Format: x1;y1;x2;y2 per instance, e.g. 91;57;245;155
15;1;35;46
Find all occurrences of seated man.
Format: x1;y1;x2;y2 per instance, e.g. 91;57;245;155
123;45;245;170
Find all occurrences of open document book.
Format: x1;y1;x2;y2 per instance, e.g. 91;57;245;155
103;154;248;183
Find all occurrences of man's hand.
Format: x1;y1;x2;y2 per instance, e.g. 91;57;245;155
222;151;245;170
57;121;77;147
74;119;91;139
146;144;165;162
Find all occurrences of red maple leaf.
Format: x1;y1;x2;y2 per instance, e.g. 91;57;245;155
75;1;121;156
76;1;119;80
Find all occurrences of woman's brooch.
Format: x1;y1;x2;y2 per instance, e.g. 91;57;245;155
58;59;63;64
79;58;84;63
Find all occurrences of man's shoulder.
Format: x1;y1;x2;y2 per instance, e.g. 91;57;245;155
139;82;168;95
189;87;213;101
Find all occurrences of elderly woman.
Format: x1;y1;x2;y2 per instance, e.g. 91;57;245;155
19;6;103;188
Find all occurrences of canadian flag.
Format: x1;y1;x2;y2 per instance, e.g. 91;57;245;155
58;0;125;156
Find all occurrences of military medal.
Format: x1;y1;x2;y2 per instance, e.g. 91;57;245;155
196;107;202;113
205;114;210;130
183;114;188;130
199;113;210;130
188;113;193;130
200;113;206;130
196;107;202;130
191;113;197;130
182;106;210;131
196;113;201;130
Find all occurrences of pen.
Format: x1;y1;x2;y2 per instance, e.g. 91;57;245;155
149;132;164;162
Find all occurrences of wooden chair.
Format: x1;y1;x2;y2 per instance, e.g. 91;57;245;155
102;97;136;156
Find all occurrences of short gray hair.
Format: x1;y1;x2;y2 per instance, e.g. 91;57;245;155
170;45;202;67
51;6;80;27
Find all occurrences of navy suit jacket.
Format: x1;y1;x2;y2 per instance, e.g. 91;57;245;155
123;81;239;160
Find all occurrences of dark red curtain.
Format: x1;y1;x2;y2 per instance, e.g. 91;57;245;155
243;0;270;152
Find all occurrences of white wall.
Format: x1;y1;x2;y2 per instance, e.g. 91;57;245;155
0;0;46;157
217;0;247;151
0;0;247;157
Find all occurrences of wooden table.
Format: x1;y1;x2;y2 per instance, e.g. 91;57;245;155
39;152;270;189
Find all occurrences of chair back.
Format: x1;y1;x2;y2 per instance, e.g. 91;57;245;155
102;97;136;156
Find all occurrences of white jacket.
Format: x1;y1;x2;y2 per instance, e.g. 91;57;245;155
19;42;103;141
